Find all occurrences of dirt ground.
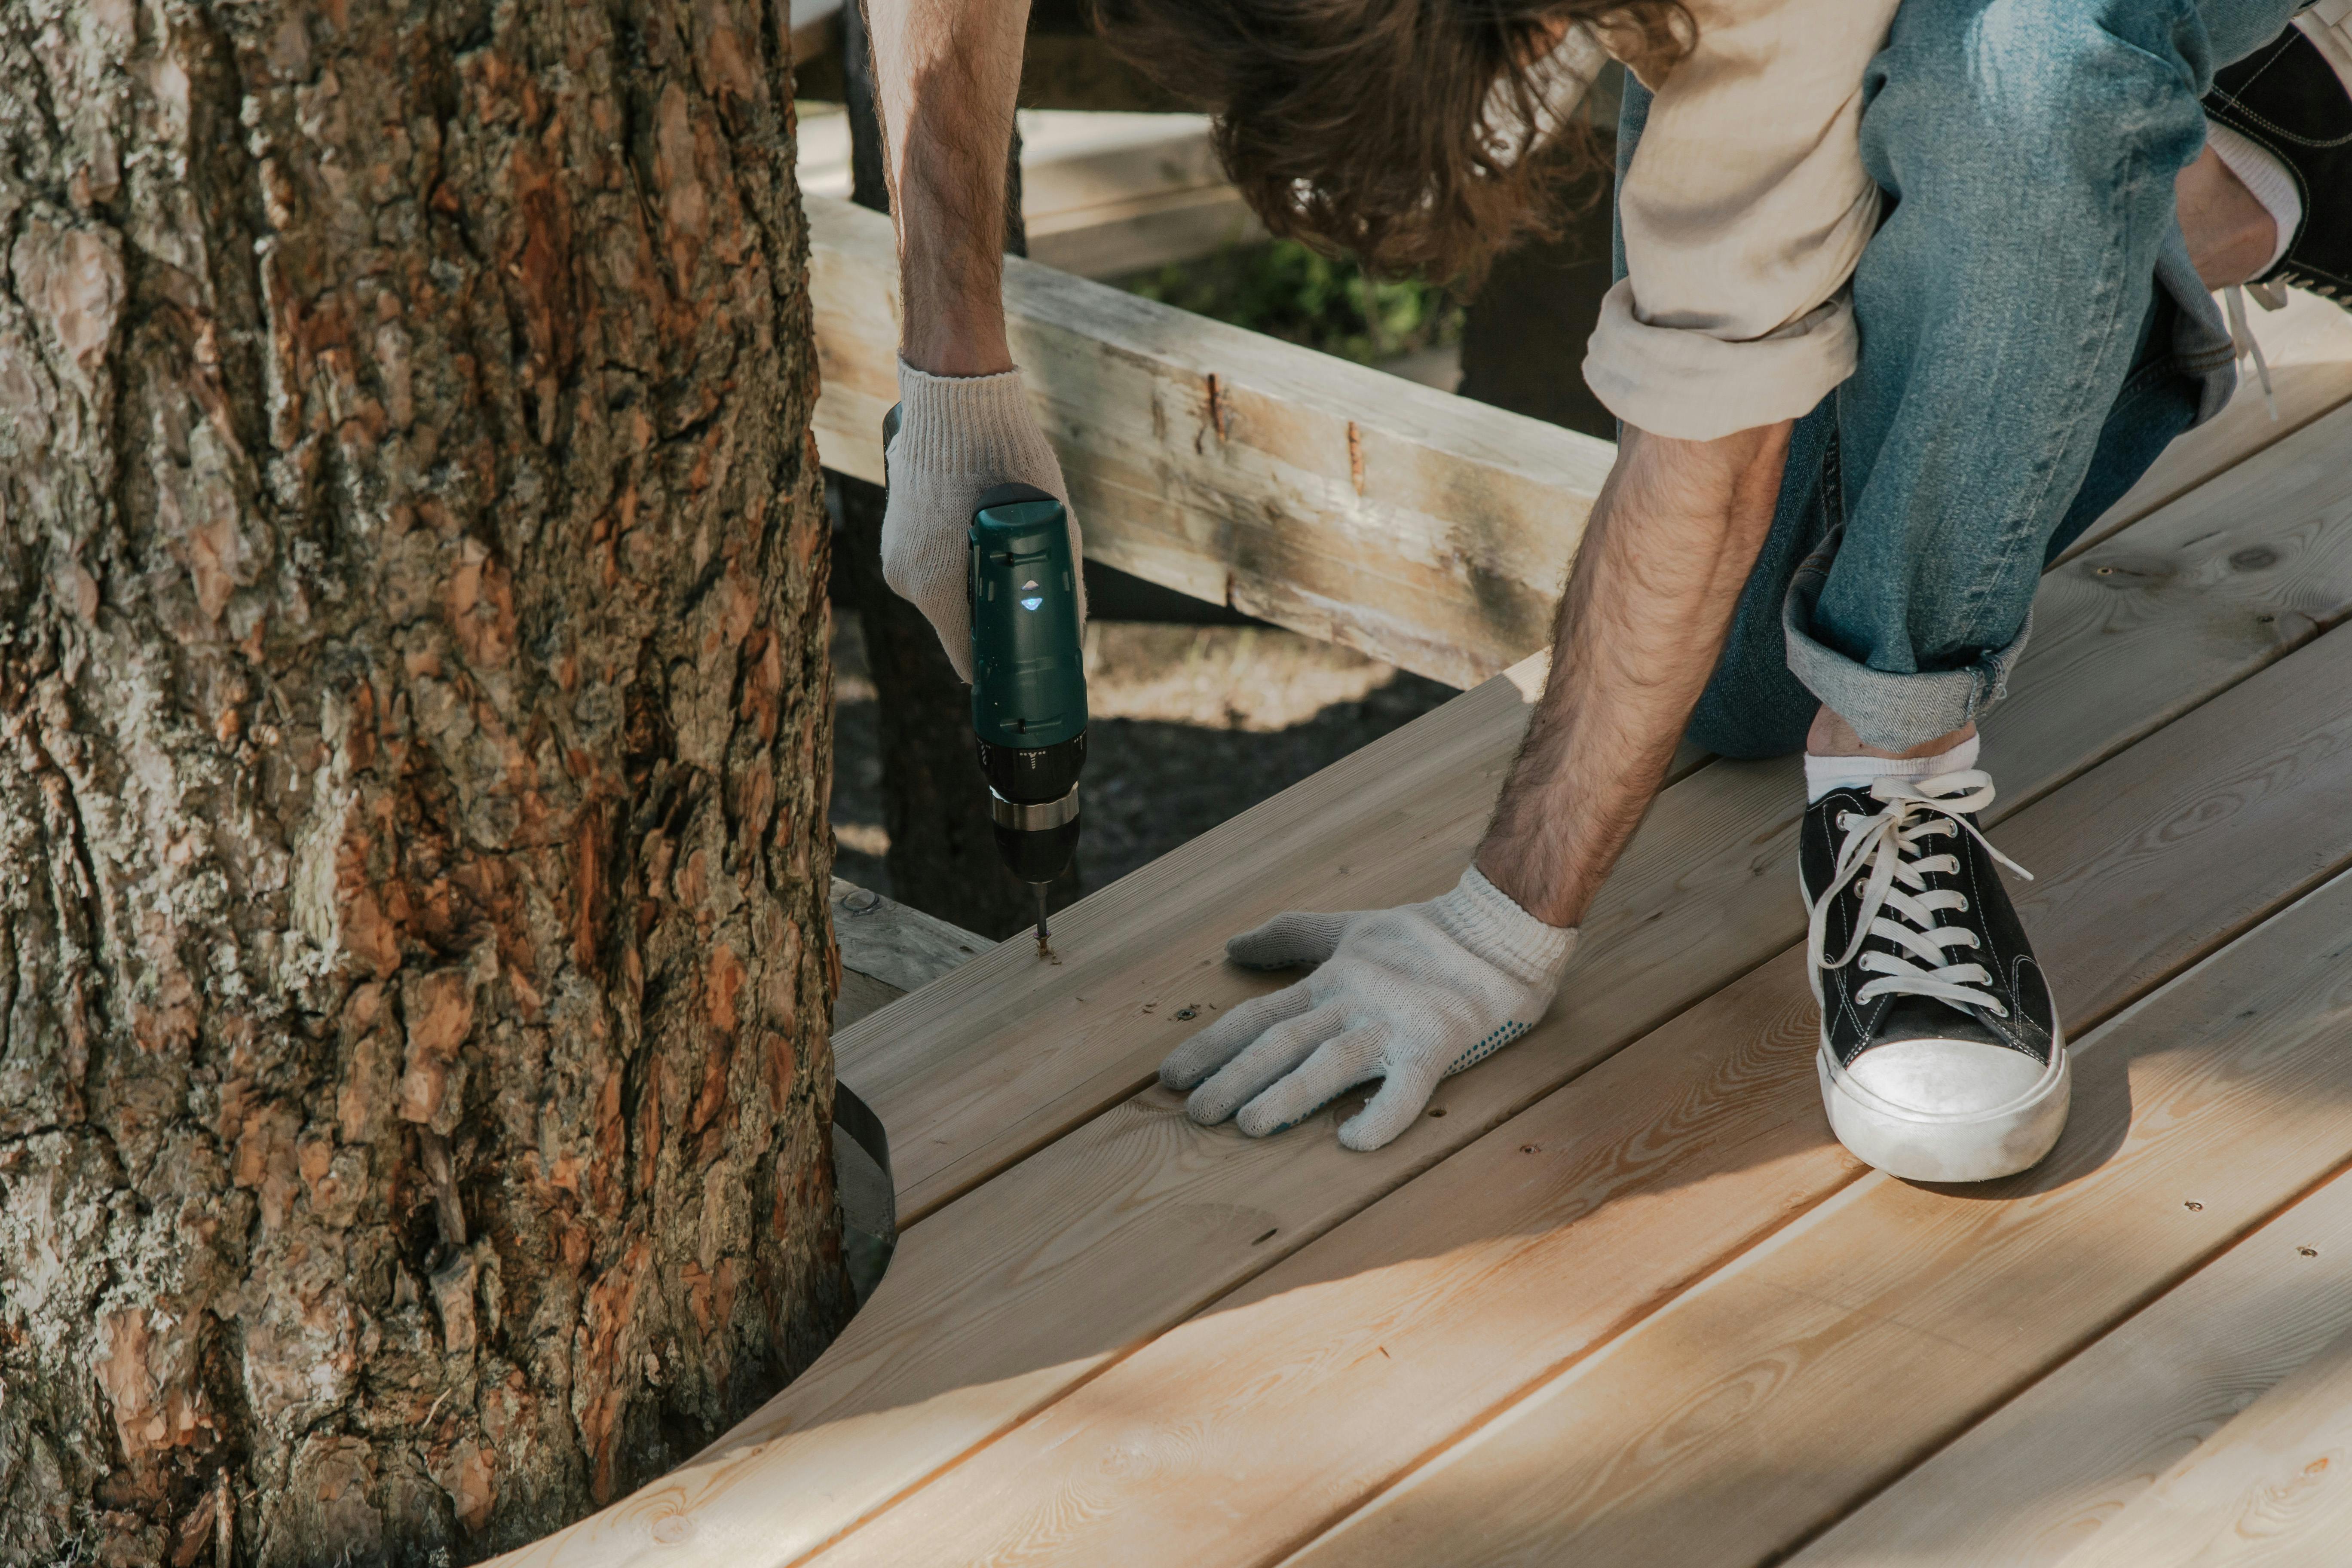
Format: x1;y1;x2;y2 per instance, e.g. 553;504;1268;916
829;616;1460;917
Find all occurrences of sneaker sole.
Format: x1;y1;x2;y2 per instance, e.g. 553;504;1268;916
1815;1029;2071;1184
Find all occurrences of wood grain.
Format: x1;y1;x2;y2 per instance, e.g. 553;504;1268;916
807;192;1616;687
1279;873;2352;1568
847;401;2352;1224
497;307;2352;1568
2054;1316;2352;1567
799;622;2352;1568
2060;287;2352;564
827;878;984;998
495;596;2352;1568
1791;1168;2352;1568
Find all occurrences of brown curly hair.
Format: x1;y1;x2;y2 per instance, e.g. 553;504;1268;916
1092;1;1691;286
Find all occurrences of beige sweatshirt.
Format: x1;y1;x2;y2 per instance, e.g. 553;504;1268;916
1582;0;1902;441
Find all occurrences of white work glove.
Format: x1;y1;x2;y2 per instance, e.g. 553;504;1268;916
1161;867;1579;1152
881;359;1085;682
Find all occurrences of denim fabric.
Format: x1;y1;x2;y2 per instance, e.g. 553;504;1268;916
1618;0;2303;757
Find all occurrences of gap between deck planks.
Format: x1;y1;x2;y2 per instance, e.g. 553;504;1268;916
1787;1160;2352;1568
804;617;2352;1568
496;415;2352;1568
837;397;2352;1227
1282;866;2352;1568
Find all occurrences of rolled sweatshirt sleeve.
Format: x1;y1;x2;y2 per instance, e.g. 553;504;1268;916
1584;0;1899;441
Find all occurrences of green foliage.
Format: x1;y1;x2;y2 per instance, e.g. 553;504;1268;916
1117;241;1463;367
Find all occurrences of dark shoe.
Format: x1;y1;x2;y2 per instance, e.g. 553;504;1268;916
1800;769;2070;1182
2206;15;2352;304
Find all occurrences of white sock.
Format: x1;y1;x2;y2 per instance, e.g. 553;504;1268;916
2299;3;2352;95
2206;120;2302;276
1805;735;1981;804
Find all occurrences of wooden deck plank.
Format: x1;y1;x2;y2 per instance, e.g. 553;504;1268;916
799;622;2352;1568
2063;288;2352;562
827;878;983;1032
842;398;2352;1222
493;317;2352;1568
1274;880;2352;1567
1791;1168;2352;1568
498;580;2352;1568
2053;1317;2352;1567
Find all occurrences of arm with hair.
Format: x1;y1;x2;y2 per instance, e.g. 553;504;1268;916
1163;421;1791;1151
864;0;1030;374
863;0;1083;682
1475;421;1790;926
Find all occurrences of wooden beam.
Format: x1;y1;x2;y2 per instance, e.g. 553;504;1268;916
798;108;1265;279
827;877;984;1032
806;191;1618;688
1792;1166;2352;1568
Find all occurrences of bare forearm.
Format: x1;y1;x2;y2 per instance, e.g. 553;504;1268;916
865;0;1028;375
1476;421;1792;928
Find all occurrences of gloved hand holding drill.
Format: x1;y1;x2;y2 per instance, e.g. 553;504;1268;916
880;360;1087;682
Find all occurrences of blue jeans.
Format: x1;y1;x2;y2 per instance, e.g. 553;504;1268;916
1617;0;2302;757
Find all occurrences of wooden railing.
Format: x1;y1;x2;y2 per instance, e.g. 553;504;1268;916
804;193;1617;689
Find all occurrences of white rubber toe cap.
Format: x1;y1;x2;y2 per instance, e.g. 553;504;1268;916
1843;1038;2052;1118
1819;1035;2070;1184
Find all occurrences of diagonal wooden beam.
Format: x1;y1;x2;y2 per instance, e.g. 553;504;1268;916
805;192;1618;689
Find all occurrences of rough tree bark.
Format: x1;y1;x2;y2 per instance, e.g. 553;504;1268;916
0;0;852;1562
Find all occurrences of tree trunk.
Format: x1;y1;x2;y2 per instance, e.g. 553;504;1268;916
829;1;1074;938
0;0;852;1562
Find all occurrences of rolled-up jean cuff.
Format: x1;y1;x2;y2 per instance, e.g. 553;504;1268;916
1780;530;2032;752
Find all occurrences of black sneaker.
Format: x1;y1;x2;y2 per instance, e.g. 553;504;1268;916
1799;769;2070;1182
2206;13;2352;305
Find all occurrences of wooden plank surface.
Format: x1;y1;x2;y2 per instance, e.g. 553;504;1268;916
2055;1316;2352;1568
807;192;1617;687
798;621;2352;1568
495;599;2352;1568
844;399;2352;1222
496;305;2352;1568
1277;857;2352;1567
796;108;1262;279
1792;1167;2352;1568
2062;287;2352;563
827;878;983;997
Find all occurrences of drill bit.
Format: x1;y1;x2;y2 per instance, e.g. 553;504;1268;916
1032;883;1052;952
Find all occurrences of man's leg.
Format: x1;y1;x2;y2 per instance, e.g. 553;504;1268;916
1680;0;2300;1181
1685;0;2297;763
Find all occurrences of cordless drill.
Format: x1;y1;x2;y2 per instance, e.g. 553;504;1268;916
882;407;1087;947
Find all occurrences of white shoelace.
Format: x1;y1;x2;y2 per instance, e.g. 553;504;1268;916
2224;282;2290;422
1807;771;2033;1018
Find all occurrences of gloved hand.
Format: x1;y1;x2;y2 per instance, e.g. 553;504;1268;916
1160;866;1579;1152
881;359;1086;682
